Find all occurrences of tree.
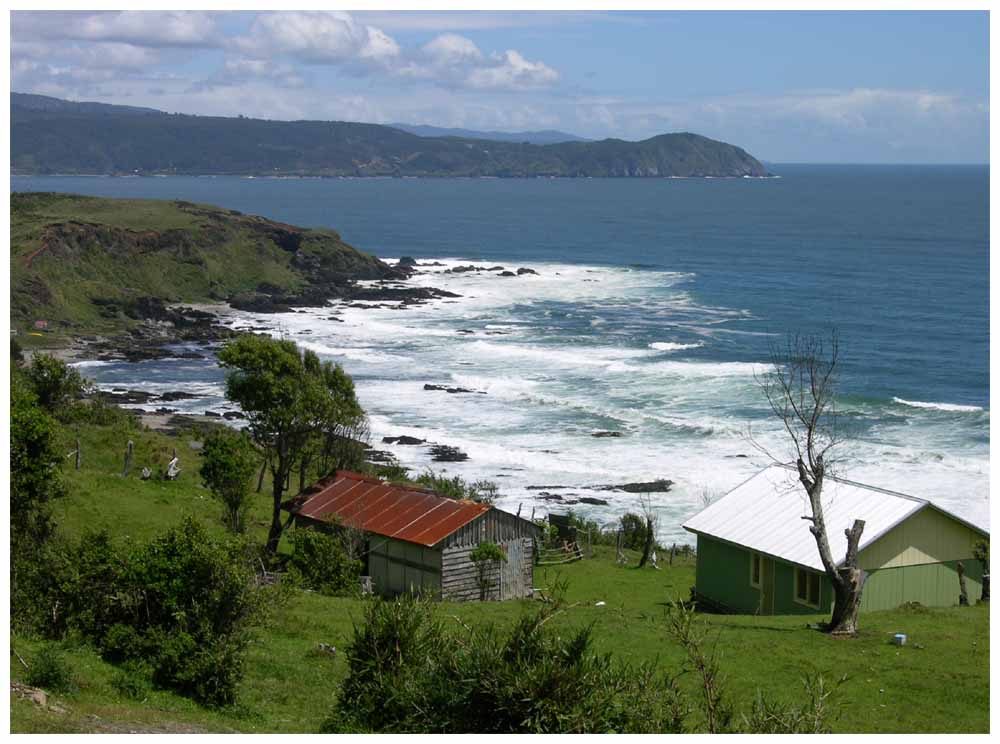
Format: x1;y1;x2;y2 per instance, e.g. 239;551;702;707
200;429;260;533
11;372;66;618
973;539;989;603
217;334;364;556
25;353;89;411
755;332;865;635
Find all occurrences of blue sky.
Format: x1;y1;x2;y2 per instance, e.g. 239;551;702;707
11;10;989;163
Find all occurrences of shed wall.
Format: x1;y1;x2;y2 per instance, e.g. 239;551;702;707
368;536;442;597
441;538;534;601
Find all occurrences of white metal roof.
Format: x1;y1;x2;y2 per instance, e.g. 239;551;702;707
682;464;987;572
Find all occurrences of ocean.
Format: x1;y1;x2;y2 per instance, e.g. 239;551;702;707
11;165;990;541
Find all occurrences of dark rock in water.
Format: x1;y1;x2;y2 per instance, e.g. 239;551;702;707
229;293;293;313
449;265;479;273
605;479;673;493
423;383;486;395
346;286;460;303
222;411;245;420
172;351;205;359
154;407;177;414
516;267;539;275
204;410;222;417
430;445;469;462
499;271;516;277
577;497;610;506
591;431;623;438
159;390;200;401
98;389;158;405
456;329;475;334
326;316;345;322
382;435;426;445
526;485;574;491
365;449;397;464
486;266;505;272
397;256;417;268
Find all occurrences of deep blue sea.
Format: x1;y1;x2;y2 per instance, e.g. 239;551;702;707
12;165;990;539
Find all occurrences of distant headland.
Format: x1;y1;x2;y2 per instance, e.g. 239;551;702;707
11;92;772;179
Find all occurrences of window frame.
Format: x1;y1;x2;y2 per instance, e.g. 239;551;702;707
794;566;822;609
749;552;762;589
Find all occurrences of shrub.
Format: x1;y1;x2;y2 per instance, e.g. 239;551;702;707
26;645;75;693
24;354;90;412
200;429;260;533
415;470;500;504
619;512;648;551
470;542;507;601
286;528;362;596
54;518;271;706
323;595;687;733
110;662;152;701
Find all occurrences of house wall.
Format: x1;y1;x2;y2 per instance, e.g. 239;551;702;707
859;507;984;570
694;534;834;615
860;559;984;612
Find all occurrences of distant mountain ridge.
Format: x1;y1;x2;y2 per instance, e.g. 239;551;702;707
11;92;770;178
390;123;589;145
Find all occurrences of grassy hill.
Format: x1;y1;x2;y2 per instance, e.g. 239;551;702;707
12;93;769;178
10;192;391;337
9;408;990;733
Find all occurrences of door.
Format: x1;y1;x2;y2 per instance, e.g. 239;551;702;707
499;540;525;600
760;557;775;614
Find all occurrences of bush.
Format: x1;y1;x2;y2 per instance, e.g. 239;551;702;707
53;518;271;706
414;470;500;504
200;429;260;533
323;595;687;733
286;528;362;597
26;646;75;693
24;354;90;412
619;512;648;551
110;662;152;701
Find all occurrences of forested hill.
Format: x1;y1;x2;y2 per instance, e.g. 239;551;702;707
11;93;770;178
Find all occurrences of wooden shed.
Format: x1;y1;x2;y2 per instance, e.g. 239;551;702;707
683;465;989;614
282;471;542;601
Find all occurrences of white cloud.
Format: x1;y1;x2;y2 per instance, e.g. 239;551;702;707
233;12;400;69
466;50;559;91
14;11;218;48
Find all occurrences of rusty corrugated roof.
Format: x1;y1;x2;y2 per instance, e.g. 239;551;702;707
282;470;491;547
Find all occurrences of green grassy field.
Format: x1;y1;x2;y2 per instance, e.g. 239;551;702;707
10;417;991;733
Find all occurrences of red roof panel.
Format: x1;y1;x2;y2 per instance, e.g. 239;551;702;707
282;470;491;547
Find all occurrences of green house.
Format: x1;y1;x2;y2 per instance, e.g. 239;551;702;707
683;465;988;615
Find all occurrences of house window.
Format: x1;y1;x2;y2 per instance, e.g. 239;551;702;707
795;567;821;608
750;553;762;588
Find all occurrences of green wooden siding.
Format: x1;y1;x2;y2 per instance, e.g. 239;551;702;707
694;534;985;615
860;559;984;612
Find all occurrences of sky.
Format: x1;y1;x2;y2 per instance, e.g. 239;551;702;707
10;9;990;163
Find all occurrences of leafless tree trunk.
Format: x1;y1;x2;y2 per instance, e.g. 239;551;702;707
755;332;866;635
957;562;969;606
637;492;658;569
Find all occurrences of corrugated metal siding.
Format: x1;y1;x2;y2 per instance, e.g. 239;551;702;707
860;507;984;570
684;465;956;571
368;537;443;597
284;471;491;547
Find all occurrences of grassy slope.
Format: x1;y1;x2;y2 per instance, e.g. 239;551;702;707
10;192;383;338
10;417;990;733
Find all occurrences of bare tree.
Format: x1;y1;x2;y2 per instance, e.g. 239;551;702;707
754;332;866;635
637;492;659;569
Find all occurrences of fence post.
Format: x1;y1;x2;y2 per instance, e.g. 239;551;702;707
75;438;81;470
123;440;133;477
